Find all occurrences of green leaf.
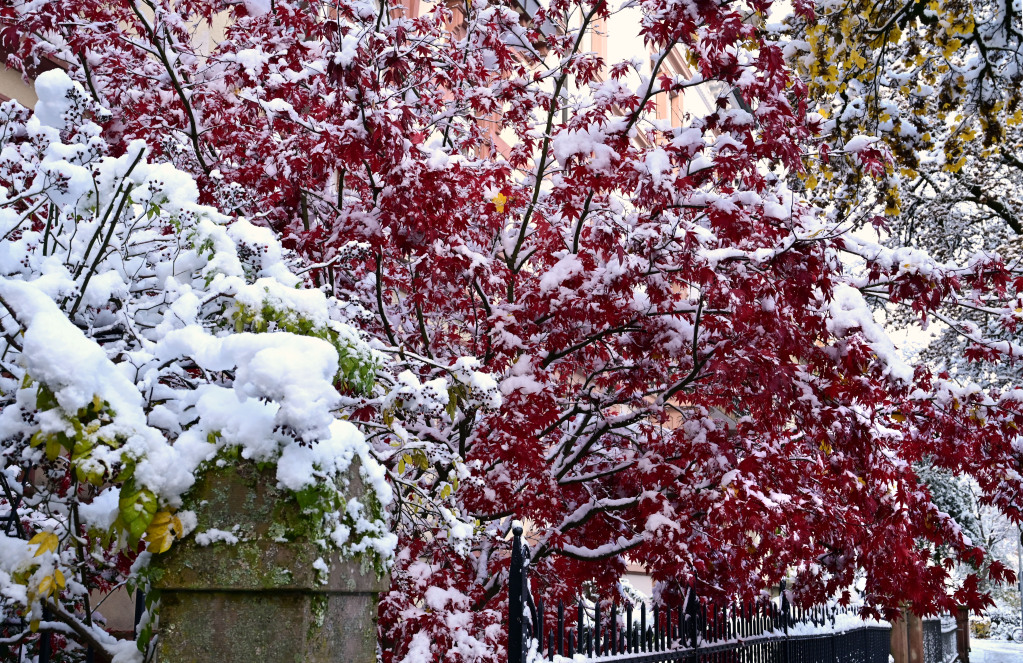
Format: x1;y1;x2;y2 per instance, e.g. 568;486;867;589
113;458;136;483
295;486;322;511
45;436;62;461
35;384;59;411
446;388;459;419
118;480;159;545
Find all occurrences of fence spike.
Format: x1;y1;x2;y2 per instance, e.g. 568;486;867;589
668;602;675;644
707;602;714;644
557;601;564;656
662;603;668;650
688;585;700;648
780;580;790;636
664;604;670;650
710;603;716;643
641;602;647;652
627;602;634;653
653;604;660;652
611;602;618;655
537;597;544;649
578;599;585;656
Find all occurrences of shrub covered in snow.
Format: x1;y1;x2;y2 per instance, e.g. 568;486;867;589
974;606;1023;640
0;71;497;660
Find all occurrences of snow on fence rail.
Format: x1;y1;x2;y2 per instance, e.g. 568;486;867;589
508;526;892;663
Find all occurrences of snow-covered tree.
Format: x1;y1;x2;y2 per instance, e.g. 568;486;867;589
918;463;1023;603
3;0;1023;661
0;70;497;661
778;0;1023;387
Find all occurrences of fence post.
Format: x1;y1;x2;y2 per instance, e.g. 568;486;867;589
38;605;51;663
686;582;700;648
955;606;969;663
780;580;790;663
509;524;526;663
153;462;386;663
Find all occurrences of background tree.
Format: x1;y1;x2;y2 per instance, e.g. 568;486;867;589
779;0;1023;387
3;0;1023;661
779;0;1023;615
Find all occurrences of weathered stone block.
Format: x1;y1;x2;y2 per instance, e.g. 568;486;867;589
152;462;387;663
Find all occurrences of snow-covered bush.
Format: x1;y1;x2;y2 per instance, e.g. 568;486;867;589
980;607;1023;640
0;71;497;660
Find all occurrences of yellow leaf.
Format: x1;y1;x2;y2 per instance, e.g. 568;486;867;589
146;510;183;554
949;156;967;172
38;575;55;598
892;412;907;422
492;192;508;214
54;569;65;590
29;531;59;557
29;620;40;633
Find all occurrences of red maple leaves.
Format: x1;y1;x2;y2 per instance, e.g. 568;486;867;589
5;0;1023;659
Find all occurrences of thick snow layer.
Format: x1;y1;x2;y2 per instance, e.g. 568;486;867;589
827;285;914;384
843;135;878;152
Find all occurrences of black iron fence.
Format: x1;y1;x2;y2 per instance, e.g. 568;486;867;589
508;526;892;663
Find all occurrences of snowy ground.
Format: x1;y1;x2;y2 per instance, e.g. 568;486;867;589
970;638;1023;662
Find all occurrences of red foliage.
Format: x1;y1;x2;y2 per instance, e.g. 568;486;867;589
5;0;1023;659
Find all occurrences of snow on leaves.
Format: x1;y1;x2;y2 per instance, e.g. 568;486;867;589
0;72;498;660
1;0;1023;660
